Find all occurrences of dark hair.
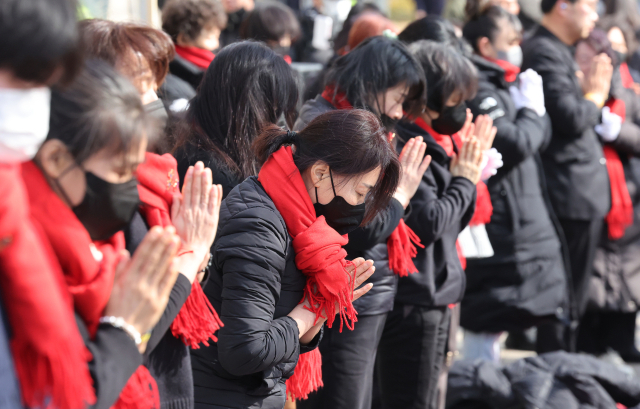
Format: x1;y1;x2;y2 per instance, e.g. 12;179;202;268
162;0;228;44
172;41;298;179
344;12;396;53
463;5;522;54
604;0;640;30
409;40;478;113
253;109;400;224
577;28;617;62
598;14;639;54
240;1;301;44
79;19;175;90
324;36;426;117
0;0;82;85
397;16;472;56
47;60;158;165
541;0;577;14
334;2;385;53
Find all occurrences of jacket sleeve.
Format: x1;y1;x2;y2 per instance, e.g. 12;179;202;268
214;206;301;377
79;316;142;409
343;198;404;252
468;90;549;172
612;90;640;157
526;44;601;138
405;170;477;246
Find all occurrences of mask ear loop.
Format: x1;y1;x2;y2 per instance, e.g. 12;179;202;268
52;162;81;208
328;168;337;196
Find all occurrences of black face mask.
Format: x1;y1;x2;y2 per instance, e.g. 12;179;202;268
272;45;291;58
144;99;168;128
430;103;467;135
313;170;366;235
615;50;628;66
381;114;400;134
68;171;140;241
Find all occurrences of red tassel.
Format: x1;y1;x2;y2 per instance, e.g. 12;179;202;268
113;366;160;409
604;146;634;240
387;220;424;277
170;281;223;348
286;348;323;400
11;339;96;409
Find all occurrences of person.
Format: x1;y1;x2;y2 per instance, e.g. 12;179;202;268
239;1;301;63
599;15;640;85
25;60;182;409
460;5;567;361
294;36;428;409
172;41;298;198
333;3;385;55
376;40;490;409
574;28;640;362
219;0;254;47
162;0;228;93
338;12;397;55
397;15;472;56
521;0;613;353
191;108;400;409
0;0;86;408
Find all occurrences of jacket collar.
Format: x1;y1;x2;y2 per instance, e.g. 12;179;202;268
471;54;508;90
535;24;577;54
397;120;450;166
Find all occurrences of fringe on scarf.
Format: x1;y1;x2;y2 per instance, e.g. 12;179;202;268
286;348;323;400
114;366;160;409
604;146;634;240
387;220;424;277
171;281;224;348
12;339;96;409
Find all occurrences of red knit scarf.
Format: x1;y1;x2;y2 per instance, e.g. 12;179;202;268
603;99;634;239
486;57;521;83
136;153;223;347
259;146;367;399
321;85;425;276
0;164;95;409
174;45;215;70
21;161;160;409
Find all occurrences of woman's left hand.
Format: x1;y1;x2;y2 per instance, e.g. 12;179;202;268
171;161;223;283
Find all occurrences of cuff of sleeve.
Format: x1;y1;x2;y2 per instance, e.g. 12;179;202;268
300;325;324;354
97;324;143;366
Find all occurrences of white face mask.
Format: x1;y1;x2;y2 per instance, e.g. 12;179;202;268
0;87;51;163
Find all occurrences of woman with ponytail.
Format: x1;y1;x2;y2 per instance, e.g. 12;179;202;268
293;36;430;409
460;5;567;360
191;109;399;409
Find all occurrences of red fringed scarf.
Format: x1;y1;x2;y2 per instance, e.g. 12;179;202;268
486;57;521;83
21;161;160;409
258;146;365;399
174;45;215;70
0;164;95;409
136;153;223;347
603;99;634;239
321;85;424;276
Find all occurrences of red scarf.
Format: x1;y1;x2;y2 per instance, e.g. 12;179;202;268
0;164;95;409
486;57;521;83
174;45;215;70
603;99;634;239
620;62;635;89
321;85;425;276
259;146;367;398
21;161;160;409
136;153;223;347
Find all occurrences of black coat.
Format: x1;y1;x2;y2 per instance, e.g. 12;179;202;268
522;25;611;220
190;177;322;409
169;55;205;92
446;351;640;409
461;56;567;333
219;9;246;48
394;121;477;307
590;75;640;313
294;96;406;316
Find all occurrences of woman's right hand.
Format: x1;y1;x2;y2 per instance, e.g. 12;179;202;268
393;137;432;209
450;136;483;185
104;226;180;353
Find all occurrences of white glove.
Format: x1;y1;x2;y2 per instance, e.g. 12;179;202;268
480;148;503;181
595;106;622;142
509;69;546;117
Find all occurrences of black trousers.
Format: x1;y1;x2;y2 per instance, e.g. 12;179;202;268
537;218;603;353
577;310;638;355
376;304;450;409
298;313;388;409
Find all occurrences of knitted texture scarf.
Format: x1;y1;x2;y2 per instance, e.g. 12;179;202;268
174;45;215;70
321;85;424;276
136;152;223;346
22;161;160;409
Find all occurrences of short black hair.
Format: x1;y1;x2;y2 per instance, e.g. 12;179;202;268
0;0;82;85
463;5;522;53
398;16;472;57
48;60;158;165
239;1;301;44
409;40;478;113
541;0;577;14
324;36;426;118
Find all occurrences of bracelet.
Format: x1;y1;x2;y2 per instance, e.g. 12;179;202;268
99;316;142;345
584;93;605;108
200;252;213;273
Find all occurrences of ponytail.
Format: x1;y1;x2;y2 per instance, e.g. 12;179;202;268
254;125;299;165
